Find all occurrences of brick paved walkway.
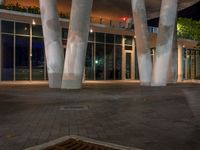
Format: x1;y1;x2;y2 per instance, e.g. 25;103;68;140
0;82;200;150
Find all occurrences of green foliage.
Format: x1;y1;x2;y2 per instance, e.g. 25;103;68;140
177;18;200;41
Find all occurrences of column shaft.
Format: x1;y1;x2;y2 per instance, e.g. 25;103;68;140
62;0;93;89
177;43;183;81
0;0;4;4
40;0;64;88
131;0;152;85
167;23;178;83
151;0;178;86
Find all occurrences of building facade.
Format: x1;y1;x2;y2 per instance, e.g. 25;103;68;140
0;9;199;82
0;5;199;86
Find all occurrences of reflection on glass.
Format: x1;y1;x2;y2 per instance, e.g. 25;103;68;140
183;49;200;80
106;34;114;43
1;34;14;80
88;32;94;42
16;22;30;35
32;37;45;80
191;50;195;79
85;43;94;80
135;49;139;80
196;51;200;79
15;36;30;80
126;53;131;79
106;44;114;80
185;50;191;79
2;21;14;33
96;43;104;80
115;35;122;44
96;32;105;43
32;25;43;37
115;45;122;80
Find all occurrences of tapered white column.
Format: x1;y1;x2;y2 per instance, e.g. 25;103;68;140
168;23;178;83
0;0;4;4
131;0;152;85
40;0;64;88
151;0;178;86
177;43;183;81
62;0;93;89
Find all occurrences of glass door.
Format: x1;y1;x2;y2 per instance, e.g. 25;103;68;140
32;37;45;80
126;53;131;79
15;36;30;80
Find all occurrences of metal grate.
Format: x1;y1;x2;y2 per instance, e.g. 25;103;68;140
44;138;118;150
59;105;88;111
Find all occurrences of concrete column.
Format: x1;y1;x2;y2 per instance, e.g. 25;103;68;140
0;19;1;81
131;38;136;80
177;43;183;81
151;0;178;86
122;37;126;80
0;0;4;5
131;0;152;85
167;22;178;83
40;0;64;88
61;0;93;89
167;47;178;83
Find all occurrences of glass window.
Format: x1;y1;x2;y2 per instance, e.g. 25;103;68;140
32;25;43;37
1;34;14;80
96;32;105;43
15;36;30;80
88;32;94;42
115;45;122;80
191;50;196;79
126;53;131;79
62;28;68;39
196;51;200;79
1;20;14;33
135;49;139;80
115;35;122;44
184;49;191;79
125;36;132;45
106;34;114;43
32;37;45;80
16;22;30;35
95;43;104;80
85;43;94;80
106;44;114;80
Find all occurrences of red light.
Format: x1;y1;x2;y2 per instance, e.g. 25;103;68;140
122;17;128;21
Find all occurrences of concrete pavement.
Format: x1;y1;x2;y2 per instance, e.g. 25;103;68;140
0;82;200;150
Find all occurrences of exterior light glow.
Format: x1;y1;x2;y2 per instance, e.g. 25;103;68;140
90;28;93;33
32;19;36;25
95;60;98;64
122;17;128;21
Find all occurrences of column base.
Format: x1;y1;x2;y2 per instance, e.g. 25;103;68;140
140;82;151;86
61;80;82;89
151;83;166;86
61;73;82;89
48;73;62;88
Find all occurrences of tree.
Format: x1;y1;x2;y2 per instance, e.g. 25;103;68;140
177;17;200;41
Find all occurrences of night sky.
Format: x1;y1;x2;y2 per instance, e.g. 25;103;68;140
178;1;200;20
148;1;200;27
